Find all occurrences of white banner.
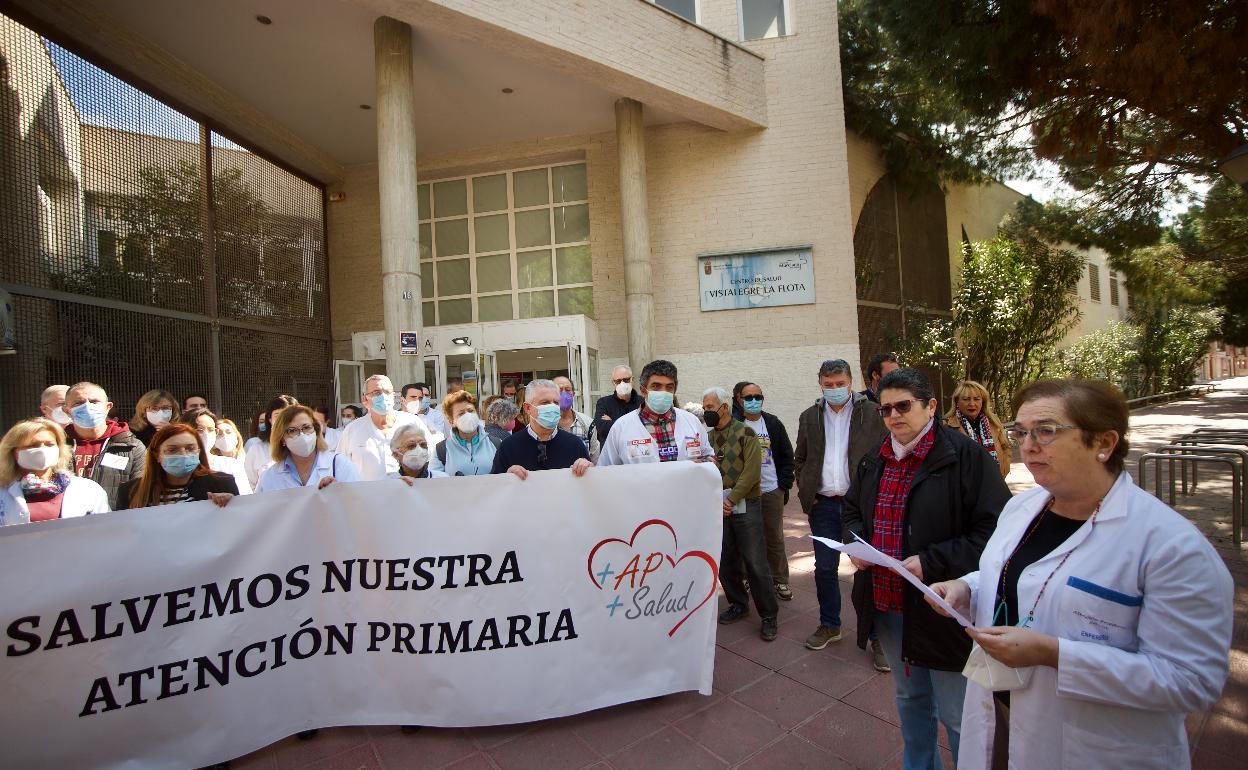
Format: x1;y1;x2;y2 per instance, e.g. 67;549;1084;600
0;462;723;769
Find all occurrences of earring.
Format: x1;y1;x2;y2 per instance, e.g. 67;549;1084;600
1097;453;1106;461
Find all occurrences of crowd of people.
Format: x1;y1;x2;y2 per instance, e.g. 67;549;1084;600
0;354;1235;769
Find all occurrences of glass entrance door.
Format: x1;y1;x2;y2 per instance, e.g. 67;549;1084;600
334;360;364;412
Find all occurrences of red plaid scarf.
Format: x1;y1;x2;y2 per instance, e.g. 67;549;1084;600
639;403;678;462
871;426;936;613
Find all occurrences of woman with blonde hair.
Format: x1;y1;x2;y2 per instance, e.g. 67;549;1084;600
0;418;110;525
178;408;252;494
129;389;180;447
945;380;1011;477
213;418;246;460
116;424;237;510
254;404;360;492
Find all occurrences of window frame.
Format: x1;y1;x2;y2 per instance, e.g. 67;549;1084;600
651;0;701;25
737;0;794;41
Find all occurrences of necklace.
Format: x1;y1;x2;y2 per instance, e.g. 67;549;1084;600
996;497;1101;627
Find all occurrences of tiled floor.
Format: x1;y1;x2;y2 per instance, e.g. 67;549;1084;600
231;383;1248;770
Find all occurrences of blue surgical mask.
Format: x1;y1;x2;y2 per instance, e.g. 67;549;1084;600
822;387;851;406
371;393;393;414
161;454;200;478
535;403;561;430
743;398;764;416
646;390;674;414
71;402;107;430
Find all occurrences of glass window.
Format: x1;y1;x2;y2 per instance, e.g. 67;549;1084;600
476;253;512;293
654;0;697;23
517;250;553;289
420;261;434;299
513;168;549;208
518;290;555;319
419;223;432;260
473;174;508;213
418;184;430;221
423;301;435;327
437;258;471;296
515;209;551;248
474;214;510;253
558;286;595;318
552;164;588;203
741;0;786;40
556;244;593;285
439;298;472;325
553;204;589;244
433;179;468;217
435;218;469;257
478;294;513;322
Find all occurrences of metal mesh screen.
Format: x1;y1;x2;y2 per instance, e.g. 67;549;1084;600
0;15;329;430
897;182;952;310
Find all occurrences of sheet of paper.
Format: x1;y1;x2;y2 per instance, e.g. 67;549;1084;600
809;533;973;627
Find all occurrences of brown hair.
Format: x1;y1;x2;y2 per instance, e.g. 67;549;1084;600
130;389;180;431
441;390;477;421
129;424;213;508
1012;379;1129;474
269;404;326;462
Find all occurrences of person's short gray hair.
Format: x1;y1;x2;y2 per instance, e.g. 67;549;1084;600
364;374;393;391
486;398;520;425
818;359;853;379
702;386;730;405
40;385;68;405
389;419;430;452
525;379;558;402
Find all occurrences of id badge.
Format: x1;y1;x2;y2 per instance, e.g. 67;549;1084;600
100;453;129;471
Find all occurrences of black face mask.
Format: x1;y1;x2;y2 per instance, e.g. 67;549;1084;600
703;409;721;429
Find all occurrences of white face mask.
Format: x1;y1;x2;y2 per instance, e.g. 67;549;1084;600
615;381;633;399
49;406;73;426
404;399;423;414
402;446;430;471
146;408;172;427
286;432;318;458
17;445;60;472
199;432;217;453
215;432;238;454
455;412;480;435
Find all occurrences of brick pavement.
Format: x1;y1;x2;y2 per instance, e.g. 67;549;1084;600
233;383;1248;770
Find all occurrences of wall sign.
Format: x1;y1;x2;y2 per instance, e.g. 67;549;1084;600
399;331;419;356
696;246;815;311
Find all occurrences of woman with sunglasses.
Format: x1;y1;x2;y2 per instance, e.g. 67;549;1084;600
926;379;1232;770
254;405;360;492
842;367;1010;770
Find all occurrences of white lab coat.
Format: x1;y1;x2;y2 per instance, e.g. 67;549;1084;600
337;411;420;481
209;454;252;495
1;477;110;526
957;472;1233;770
596;407;711;465
243;438;274;487
254;451;362;492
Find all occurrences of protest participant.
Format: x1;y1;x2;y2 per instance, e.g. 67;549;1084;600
243;409;268;455
117;424;237;510
842;367;1009;770
596;359;710;466
944;380;1011;478
553;375;595;457
63;382;146;511
927;379;1233;770
593;365;642;444
0;418;109;525
38;385;72;427
484;398;520;448
178;409;251;494
339;404;364;427
129;389;179;447
431;391;496;476
213;419;245;460
255;405;360;492
733;381;795;602
491;379;591;479
389;420;446;482
312;406;341;451
702;386;778;641
860;352;900;403
183;393;209;412
244;395;297;487
339;376;417;481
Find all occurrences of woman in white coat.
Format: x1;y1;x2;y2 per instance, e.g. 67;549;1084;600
0;418;109;525
928;379;1233;770
254;405;360;492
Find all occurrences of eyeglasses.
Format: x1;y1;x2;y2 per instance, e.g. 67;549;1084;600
876;399;921;418
364;389;393;399
612;377;632;385
284;425;317;437
1006;423;1076;446
742;395;764;403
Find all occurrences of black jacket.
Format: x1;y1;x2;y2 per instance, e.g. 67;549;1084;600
842;422;1010;669
730;407;795;492
593;391;642;444
117;471;240;511
793;394;888;514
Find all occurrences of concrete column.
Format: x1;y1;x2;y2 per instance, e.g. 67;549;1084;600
375;16;422;385
614;97;656;371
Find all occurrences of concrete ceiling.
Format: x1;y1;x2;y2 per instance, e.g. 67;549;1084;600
75;0;684;166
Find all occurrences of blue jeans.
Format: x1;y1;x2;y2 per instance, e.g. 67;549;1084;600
808;495;843;628
873;610;966;770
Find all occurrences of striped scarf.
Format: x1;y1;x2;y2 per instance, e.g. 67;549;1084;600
957;410;997;461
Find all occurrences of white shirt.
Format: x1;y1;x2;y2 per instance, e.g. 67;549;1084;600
1;477;110;526
819;402;853;496
596;408;711;466
322;427;342;451
209;454;252;495
338;411;418;481
243;439;273;488
254;451;361;492
743;416;778;493
957;473;1233;770
418;407;448;440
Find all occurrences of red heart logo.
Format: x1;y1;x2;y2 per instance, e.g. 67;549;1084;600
587;518;719;637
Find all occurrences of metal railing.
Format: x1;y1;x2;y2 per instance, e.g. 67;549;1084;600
1138;446;1245;546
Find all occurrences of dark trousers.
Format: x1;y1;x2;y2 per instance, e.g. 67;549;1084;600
808;495;843;628
760;488;789;583
720;497;778;619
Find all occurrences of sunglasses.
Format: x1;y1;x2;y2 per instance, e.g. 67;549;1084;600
742;395;764;403
876;399;922;418
612;377;632;385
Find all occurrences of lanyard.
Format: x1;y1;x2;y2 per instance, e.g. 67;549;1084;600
996;497;1100;628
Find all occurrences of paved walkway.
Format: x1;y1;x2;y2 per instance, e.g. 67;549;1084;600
235;384;1248;770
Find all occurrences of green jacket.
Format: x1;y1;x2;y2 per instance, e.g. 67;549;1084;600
711;418;762;504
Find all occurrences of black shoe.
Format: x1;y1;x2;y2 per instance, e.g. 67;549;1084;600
718;604;749;624
401;725;423;734
296;729;319;740
760;617;778;641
